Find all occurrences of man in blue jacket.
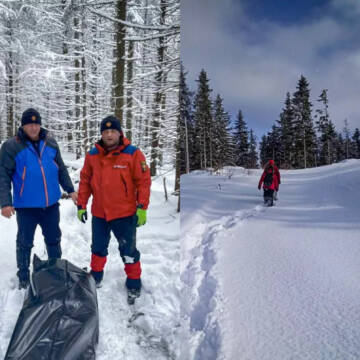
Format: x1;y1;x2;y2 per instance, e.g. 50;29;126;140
0;108;77;289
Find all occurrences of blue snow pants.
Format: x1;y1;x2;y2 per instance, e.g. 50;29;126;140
91;215;141;289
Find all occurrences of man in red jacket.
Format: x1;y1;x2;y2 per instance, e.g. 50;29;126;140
268;159;281;200
258;160;279;206
77;116;151;303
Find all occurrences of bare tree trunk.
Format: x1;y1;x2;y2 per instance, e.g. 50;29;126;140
81;4;88;154
126;40;134;140
6;25;15;138
150;0;166;176
74;13;81;159
113;0;127;124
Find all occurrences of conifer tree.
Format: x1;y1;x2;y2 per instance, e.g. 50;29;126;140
212;94;233;169
315;89;336;165
178;64;193;175
193;69;213;169
248;129;258;168
233;109;249;167
352;128;360;158
335;133;346;162
277;92;294;168
343;119;352;160
259;135;269;167
292;75;317;168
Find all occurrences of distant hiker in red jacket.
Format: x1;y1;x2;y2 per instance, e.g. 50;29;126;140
77;115;151;304
265;159;281;200
258;160;279;206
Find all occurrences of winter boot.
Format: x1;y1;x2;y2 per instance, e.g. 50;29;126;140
17;269;30;290
90;270;104;288
127;288;141;305
16;246;31;290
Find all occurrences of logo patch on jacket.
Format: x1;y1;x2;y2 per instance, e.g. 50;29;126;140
114;164;127;169
140;161;148;172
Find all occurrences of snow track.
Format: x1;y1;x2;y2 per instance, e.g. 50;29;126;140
181;161;360;359
181;203;267;360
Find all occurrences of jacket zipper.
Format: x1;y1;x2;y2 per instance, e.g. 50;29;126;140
120;173;128;197
38;141;49;207
20;166;26;197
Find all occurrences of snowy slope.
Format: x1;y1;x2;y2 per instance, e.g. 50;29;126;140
181;160;360;360
0;154;180;360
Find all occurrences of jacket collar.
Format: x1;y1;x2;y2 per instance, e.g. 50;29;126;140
95;137;131;155
17;127;47;143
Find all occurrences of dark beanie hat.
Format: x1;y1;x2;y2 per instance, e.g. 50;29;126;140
100;115;122;133
21;108;41;126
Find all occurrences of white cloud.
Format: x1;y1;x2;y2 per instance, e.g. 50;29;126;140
182;0;360;135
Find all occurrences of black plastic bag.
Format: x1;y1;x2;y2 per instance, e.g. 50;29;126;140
5;255;99;360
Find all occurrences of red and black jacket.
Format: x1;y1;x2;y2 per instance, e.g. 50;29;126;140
77;137;151;221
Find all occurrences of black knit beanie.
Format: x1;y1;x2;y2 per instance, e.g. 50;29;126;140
21;108;41;126
100;116;122;133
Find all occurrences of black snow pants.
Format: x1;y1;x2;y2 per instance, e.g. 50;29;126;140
15;202;62;281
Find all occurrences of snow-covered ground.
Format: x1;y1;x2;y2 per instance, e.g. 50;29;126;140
0;153;180;359
181;159;360;360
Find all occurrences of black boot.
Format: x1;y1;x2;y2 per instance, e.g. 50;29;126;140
17;267;30;289
90;270;104;288
16;246;31;289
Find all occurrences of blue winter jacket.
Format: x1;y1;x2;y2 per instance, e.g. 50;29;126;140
0;128;74;208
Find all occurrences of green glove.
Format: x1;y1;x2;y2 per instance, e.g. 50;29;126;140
77;208;87;223
136;208;147;227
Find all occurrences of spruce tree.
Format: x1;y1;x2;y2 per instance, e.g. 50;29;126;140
292;75;317;168
315;89;336;165
178;64;193;174
277;92;295;169
352;128;360;158
193;69;213;169
212;94;233;169
248;129;258;168
259;135;269;167
343;119;352;160
233;109;249;167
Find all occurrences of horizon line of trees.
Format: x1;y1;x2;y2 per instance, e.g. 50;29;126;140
260;75;360;169
178;65;258;176
179;67;360;175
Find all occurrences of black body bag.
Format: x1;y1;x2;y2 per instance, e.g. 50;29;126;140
5;255;99;360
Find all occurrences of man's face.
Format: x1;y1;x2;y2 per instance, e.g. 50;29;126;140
22;123;40;141
101;129;121;148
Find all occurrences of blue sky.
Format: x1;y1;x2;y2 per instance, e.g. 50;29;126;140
181;0;360;140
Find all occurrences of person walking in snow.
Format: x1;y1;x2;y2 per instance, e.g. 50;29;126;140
258;160;279;206
77;115;151;304
265;159;281;200
0;108;77;289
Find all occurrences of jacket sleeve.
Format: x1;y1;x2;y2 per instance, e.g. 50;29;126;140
274;174;279;191
275;167;281;184
0;142;15;208
132;149;151;210
77;153;93;209
258;171;265;189
54;144;75;194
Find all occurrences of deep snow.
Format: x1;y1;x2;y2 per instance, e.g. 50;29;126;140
181;160;360;360
0;153;180;359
